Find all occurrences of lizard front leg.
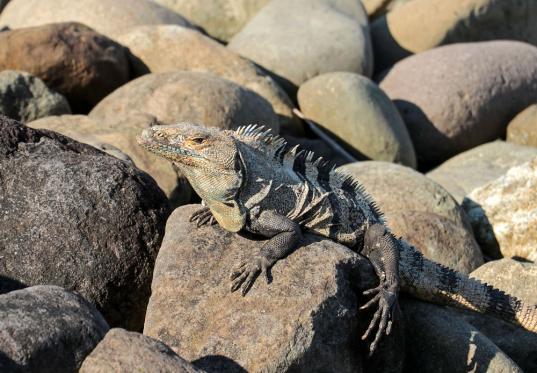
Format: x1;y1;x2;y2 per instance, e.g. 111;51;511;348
359;223;400;354
189;206;217;227
230;210;302;296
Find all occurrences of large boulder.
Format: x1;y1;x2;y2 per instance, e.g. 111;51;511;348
0;23;131;112
427;141;537;203
507;104;537;148
0;0;193;40
401;298;523;373
0;70;70;121
0;116;170;330
338;161;483;273
463;157;537;261
90;71;279;133
380;41;537;168
27;113;192;205
80;328;203;373
144;205;404;373
116;25;300;134
150;0;271;42
372;0;537;70
362;0;411;18
0;285;109;373
297;72;416;168
228;0;373;94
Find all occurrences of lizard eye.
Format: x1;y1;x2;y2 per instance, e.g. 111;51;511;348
190;137;206;144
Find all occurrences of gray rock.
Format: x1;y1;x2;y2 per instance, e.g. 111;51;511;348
144;205;405;373
90;71;279;133
463;158;537;261
0;0;9;13
372;0;537;70
401;298;523;373
427;141;537;203
151;0;271;42
0;116;170;330
0;70;70;121
507;104;537;148
339;161;483;273
80;328;203;373
116;25;300;135
298;72;416;168
0;285;109;373
0;0;193;41
380;41;537;168
228;0;373;93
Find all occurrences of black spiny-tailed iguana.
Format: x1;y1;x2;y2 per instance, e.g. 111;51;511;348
138;123;537;353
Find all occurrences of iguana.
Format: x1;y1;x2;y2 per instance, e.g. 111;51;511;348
138;123;537;353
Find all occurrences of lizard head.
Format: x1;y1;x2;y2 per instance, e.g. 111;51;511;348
137;123;246;231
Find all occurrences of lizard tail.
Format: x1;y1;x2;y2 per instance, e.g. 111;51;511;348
398;240;537;333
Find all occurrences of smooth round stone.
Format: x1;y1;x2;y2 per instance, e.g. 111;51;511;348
116;25;299;134
298;72;416;168
362;0;411;18
89;71;279;133
507;104;537;148
372;0;537;70
380;41;537;168
338;161;483;273
150;0;271;42
228;0;373;93
0;0;193;40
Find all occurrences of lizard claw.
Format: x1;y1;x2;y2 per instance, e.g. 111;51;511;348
189;207;217;227
360;283;398;355
230;257;270;296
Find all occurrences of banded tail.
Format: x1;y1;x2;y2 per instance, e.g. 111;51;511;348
399;240;537;333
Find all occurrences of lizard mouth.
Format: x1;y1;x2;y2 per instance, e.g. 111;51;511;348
137;131;203;159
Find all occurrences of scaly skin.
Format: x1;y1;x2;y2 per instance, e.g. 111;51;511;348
138;123;537;354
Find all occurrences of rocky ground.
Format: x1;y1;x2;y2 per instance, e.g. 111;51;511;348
0;0;536;372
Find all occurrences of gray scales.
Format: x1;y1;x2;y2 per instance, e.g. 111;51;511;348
138;123;537;354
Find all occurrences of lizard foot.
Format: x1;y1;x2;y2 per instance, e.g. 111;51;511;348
229;257;270;296
189;207;217;227
360;282;398;355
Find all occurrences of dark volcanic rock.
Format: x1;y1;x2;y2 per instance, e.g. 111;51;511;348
0;285;109;373
0;22;130;112
0;116;170;330
80;328;203;373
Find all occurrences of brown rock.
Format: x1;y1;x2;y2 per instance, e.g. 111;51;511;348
144;205;405;373
116;25;300;134
0;0;193;41
90;72;279;133
380;41;537;168
80;328;203;373
463;158;537;261
427;141;537;203
0;22;130;112
338;161;483;273
507;104;537;148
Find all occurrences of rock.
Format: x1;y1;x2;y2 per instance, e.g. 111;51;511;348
362;0;411;18
338;161;483;273
144;205;405;373
0;116;170;330
380;41;537;168
0;0;8;13
0;23;131;112
462;158;537;261
116;25;300;134
0;0;193;41
80;328;203;373
151;0;271;42
0;70;70;121
90;71;279;133
27;113;192;205
297;72;416;168
0;285;109;372
427;141;537;203
228;0;373;94
507;104;537;148
401;298;523;373
450;259;537;372
372;0;537;70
